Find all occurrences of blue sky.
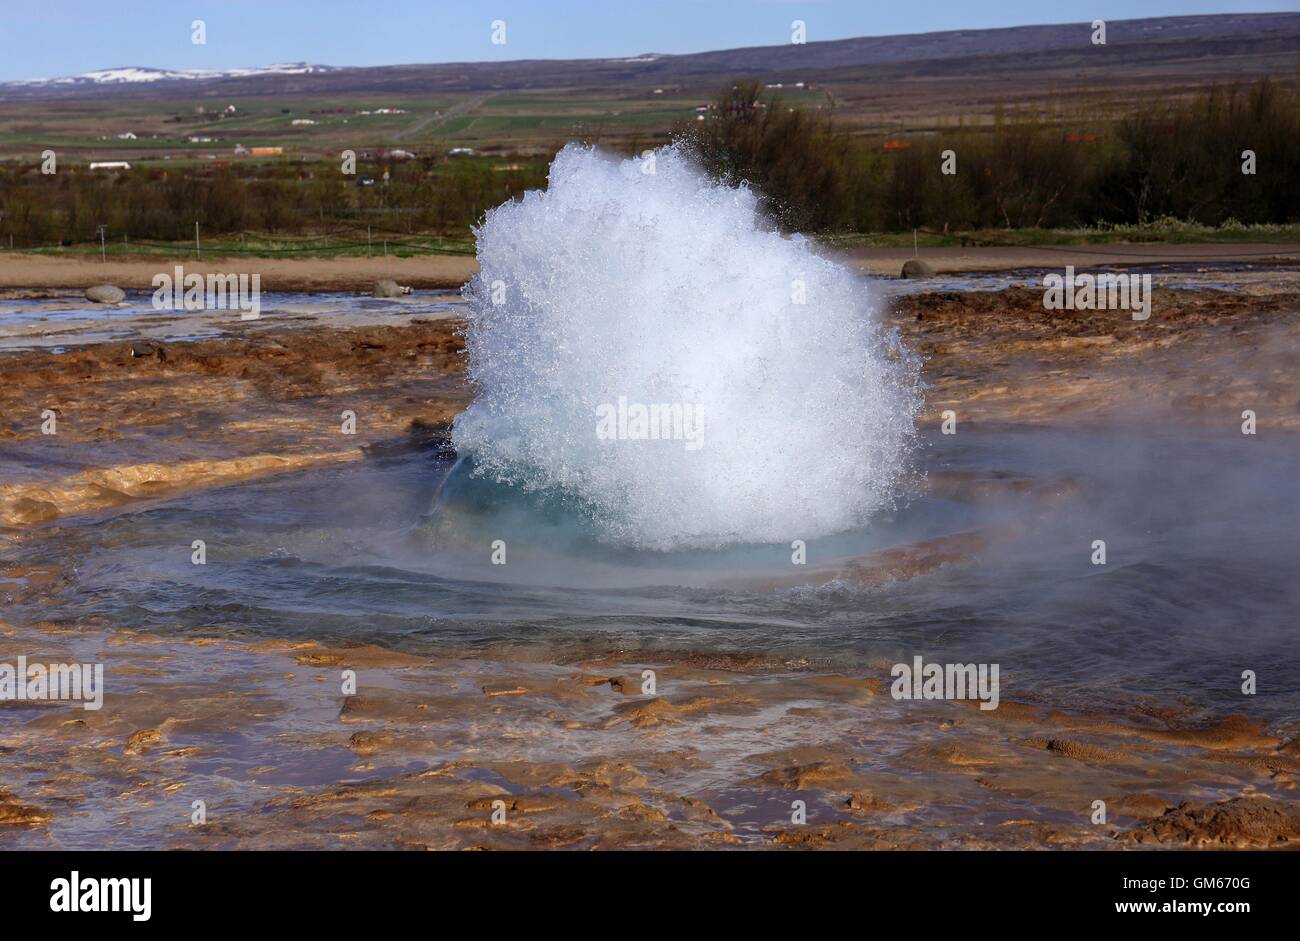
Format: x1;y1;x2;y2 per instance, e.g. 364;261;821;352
0;0;1291;82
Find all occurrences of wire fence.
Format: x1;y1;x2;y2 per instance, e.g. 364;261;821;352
0;228;477;257
5;225;1294;260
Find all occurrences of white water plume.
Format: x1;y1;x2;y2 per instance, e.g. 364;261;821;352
452;143;922;551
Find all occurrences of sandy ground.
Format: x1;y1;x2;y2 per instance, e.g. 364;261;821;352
3;243;1299;294
837;242;1300;276
0;253;478;294
2;275;1299;849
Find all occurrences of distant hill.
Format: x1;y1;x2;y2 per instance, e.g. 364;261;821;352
3;13;1298;101
9;63;338;89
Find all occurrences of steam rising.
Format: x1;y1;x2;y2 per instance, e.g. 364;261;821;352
453;143;922;550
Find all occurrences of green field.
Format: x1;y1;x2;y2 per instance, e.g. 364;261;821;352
0;85;834;162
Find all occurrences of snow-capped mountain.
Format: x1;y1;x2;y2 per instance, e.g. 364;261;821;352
10;63;337;87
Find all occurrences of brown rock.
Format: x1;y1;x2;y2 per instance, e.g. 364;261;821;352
846;792;895;814
85;284;125;304
1119;797;1300;848
759;761;854;790
372;278;410;298
1108;792;1175;819
0;790;50;827
123;728;163;755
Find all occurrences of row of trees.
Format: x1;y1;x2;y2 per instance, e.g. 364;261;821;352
2;77;1295;246
0;155;548;247
675;78;1300;233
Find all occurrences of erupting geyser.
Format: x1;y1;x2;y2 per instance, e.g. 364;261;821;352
452;143;922;551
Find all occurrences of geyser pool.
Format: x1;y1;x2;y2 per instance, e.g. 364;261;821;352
452;143;922;551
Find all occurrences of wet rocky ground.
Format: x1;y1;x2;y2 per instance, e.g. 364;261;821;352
2;275;1298;849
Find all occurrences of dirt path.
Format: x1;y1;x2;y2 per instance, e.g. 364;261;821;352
836;242;1300;276
395;93;491;141
0;253;478;293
